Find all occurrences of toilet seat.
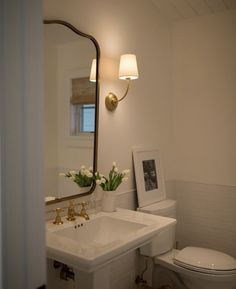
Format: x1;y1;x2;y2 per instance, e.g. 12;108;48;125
174;259;236;275
174;247;236;276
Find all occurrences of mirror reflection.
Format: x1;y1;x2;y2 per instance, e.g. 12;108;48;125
43;21;99;203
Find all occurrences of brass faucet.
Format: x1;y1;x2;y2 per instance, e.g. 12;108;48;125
77;202;89;220
67;200;76;221
53;208;64;225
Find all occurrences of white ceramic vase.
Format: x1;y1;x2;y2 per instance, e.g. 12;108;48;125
102;190;116;212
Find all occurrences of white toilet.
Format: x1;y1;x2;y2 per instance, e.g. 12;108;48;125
138;199;236;289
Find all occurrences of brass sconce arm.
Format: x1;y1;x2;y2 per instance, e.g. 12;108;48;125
104;54;138;111
105;79;131;111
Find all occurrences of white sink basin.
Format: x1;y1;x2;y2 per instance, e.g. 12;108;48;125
53;216;146;246
46;208;176;272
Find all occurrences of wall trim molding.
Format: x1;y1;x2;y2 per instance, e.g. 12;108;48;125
116;188;136;196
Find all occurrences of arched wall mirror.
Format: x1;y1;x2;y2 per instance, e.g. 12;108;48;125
43;20;100;205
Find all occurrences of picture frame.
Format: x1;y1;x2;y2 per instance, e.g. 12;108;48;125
132;147;166;208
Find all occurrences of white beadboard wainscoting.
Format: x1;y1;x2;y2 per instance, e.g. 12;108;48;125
172;181;236;259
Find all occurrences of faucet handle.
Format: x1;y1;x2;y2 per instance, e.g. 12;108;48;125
78;201;90;220
67;200;76;221
53;208;64;225
78;201;89;209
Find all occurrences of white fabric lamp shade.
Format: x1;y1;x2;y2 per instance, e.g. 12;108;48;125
119;54;139;80
89;59;96;82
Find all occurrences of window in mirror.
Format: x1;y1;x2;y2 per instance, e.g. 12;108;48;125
80;104;95;132
70;103;95;135
70;76;96;135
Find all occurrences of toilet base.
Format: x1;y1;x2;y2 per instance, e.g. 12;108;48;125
153;264;188;289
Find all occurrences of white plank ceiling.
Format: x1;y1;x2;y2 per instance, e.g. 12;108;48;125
151;0;236;21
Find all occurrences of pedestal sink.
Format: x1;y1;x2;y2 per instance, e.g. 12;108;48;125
46;208;176;289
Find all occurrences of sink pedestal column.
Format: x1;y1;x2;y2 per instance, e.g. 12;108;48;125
75;264;111;289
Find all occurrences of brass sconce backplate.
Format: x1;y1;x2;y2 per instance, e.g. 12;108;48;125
105;92;118;111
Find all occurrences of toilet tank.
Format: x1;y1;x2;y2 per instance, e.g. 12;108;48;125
138;199;176;257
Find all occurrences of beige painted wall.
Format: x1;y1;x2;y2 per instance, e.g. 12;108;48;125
172;10;236;186
43;0;174;194
43;1;236;197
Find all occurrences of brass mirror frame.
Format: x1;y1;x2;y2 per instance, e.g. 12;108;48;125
44;20;100;205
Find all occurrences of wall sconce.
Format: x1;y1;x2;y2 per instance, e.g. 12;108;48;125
105;54;139;111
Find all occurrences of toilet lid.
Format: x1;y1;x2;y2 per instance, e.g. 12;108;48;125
138;199;176;214
174;247;236;275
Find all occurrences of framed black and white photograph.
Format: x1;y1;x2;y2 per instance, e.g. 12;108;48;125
132;147;166;208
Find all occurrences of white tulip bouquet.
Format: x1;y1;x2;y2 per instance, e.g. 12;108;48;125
95;162;130;191
60;166;93;187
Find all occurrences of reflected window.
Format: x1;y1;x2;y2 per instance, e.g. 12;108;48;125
70;76;95;135
70;104;95;135
80;104;95;132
